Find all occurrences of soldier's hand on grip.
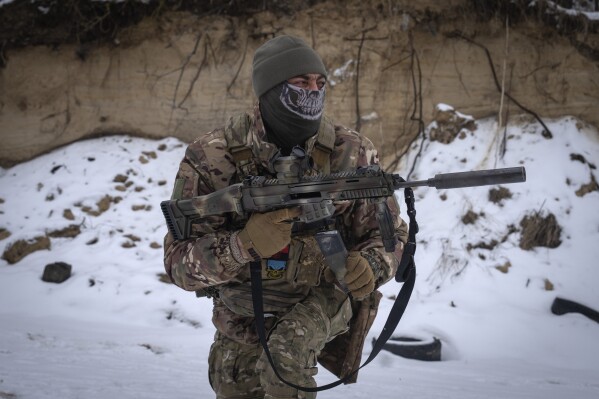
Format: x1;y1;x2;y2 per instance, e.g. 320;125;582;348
238;207;301;259
324;251;375;300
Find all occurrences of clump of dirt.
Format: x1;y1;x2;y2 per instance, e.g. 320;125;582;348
570;152;596;169
47;224;81;239
77;195;120;216
575;173;598;197
467;239;499;251
2;236;51;264
489;186;512;205
461;210;481;224
158;273;173;284
429;105;476;144
519;212;562;250
495;261;511;273
63;209;75;220
0;228;10;241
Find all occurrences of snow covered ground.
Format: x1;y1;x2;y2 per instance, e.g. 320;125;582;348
1;113;598;398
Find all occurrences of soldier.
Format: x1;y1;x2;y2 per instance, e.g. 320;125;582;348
163;35;408;399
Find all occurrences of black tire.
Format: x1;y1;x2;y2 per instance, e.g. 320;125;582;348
375;335;442;361
551;297;599;324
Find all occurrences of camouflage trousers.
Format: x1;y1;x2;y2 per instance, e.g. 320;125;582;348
208;285;352;399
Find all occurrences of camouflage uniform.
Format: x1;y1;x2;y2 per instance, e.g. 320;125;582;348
164;104;408;398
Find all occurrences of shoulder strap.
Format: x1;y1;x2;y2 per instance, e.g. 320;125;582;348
224;113;257;178
312;115;335;174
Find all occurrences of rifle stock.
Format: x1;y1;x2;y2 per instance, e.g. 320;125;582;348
161;166;526;246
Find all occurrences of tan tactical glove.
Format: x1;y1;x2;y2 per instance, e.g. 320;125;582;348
324;251;375;300
238;207;301;259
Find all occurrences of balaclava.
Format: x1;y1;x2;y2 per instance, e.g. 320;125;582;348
252;35;327;153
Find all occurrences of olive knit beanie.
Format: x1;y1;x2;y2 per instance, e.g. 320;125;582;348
252;35;327;98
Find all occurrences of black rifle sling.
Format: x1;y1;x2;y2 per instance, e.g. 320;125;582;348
249;186;418;393
397;186;418;282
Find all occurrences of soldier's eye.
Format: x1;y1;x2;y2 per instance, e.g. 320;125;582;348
288;79;306;88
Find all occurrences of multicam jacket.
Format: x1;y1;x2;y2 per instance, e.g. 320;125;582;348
163;104;408;344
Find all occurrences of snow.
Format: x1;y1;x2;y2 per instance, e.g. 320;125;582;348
329;60;355;86
435;103;474;123
361;111;379;121
1;115;599;399
545;0;599;20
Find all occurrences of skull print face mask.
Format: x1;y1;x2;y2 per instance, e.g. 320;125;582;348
259;82;326;153
279;82;325;120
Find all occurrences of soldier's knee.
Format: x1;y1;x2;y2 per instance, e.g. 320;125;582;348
209;332;264;398
257;314;320;399
257;352;317;399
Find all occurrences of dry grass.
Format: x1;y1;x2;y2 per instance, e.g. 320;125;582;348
519;212;562;250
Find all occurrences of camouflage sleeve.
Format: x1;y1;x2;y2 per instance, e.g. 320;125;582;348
163;138;245;292
338;133;409;287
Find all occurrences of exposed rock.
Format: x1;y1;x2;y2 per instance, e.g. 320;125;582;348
41;262;72;283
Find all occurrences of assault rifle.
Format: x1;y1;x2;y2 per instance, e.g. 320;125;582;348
161;148;526;253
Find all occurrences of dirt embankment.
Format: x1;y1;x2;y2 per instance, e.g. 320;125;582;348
1;0;598;168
